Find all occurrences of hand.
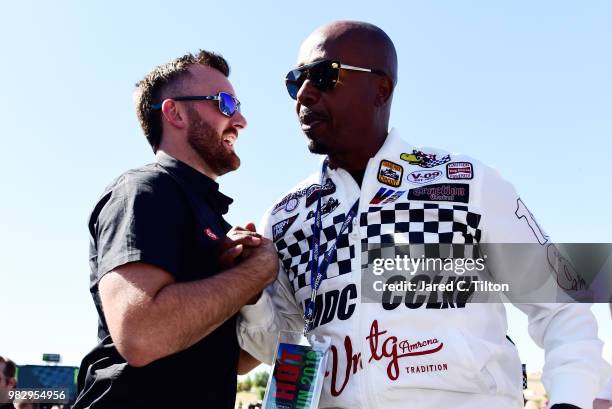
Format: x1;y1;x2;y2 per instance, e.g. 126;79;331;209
219;222;262;268
241;237;279;288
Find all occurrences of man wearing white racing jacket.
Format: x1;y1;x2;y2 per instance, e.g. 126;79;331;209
238;21;609;409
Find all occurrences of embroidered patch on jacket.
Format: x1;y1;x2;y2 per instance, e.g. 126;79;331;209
400;150;451;168
306;197;340;220
272;215;298;241
271;178;336;214
408;183;470;203
369;187;406;205
305;178;336;208
406;169;444;185
377;160;404;187
446;162;473;180
271;191;305;215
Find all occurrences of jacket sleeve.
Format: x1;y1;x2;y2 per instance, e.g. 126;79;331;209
479;166;610;409
236;210;304;364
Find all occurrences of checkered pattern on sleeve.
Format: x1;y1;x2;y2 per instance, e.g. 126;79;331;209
275;213;356;293
360;202;482;267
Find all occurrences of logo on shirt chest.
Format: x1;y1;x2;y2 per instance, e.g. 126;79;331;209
406;169;444;185
446;162;473;180
203;228;219;240
272;215;299;241
369;187;406;205
378;160;404;187
306;197;340;220
400;150;451;168
272;178;336;214
408;183;470;203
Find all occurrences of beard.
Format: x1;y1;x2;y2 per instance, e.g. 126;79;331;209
307;138;331;155
186;107;240;176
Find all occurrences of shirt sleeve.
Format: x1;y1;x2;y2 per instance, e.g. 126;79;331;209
479;166;610;409
92;173;190;284
596;376;612;400
236;209;304;364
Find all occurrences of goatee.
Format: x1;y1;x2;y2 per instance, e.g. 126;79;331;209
307;138;330;155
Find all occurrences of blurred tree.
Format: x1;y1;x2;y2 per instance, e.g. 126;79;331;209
253;371;269;388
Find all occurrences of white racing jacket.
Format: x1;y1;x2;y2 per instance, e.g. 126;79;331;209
238;129;608;409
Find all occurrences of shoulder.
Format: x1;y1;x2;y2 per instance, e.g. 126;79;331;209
393;143;504;188
398;144;490;178
266;171;322;216
259;171;324;238
389;140;516;209
104;163;182;197
89;163;186;226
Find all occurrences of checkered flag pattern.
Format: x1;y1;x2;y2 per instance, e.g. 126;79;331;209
275;213;356;293
422;154;451;168
360;202;482;268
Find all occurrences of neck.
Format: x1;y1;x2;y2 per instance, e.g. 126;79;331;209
156;146;218;180
328;131;387;171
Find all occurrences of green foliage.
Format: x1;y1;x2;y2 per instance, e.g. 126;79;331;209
236;370;270;394
252;371;269;388
242;377;253;391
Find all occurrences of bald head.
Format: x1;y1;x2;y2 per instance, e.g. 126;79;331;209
293;21;397;171
299;21;398;85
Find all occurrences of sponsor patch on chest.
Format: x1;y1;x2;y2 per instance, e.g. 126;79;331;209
406;169;444;185
408;183;470;203
272;215;299;241
446;162;473;180
400;150;451;168
378;160;404;187
369;187;406;205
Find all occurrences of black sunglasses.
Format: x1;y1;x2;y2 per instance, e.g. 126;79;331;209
285;59;387;100
151;91;241;117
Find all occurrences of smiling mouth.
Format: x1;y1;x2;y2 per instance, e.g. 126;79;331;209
223;133;237;151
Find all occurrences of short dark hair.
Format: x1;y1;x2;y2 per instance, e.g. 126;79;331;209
134;50;230;152
0;356;16;379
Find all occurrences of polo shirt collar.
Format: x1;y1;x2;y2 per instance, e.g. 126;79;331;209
155;152;233;215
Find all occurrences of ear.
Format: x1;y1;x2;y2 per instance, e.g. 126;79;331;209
160;99;188;130
374;76;394;107
8;377;16;389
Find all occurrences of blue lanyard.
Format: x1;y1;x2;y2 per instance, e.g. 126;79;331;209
304;160;359;333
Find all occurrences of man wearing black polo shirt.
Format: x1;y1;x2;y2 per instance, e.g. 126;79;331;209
74;50;277;409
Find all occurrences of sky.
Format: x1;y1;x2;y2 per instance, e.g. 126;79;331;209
0;0;610;374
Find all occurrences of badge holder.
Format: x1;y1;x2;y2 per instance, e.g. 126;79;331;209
262;330;331;409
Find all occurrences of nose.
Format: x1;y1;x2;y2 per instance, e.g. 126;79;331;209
296;79;321;107
231;109;248;130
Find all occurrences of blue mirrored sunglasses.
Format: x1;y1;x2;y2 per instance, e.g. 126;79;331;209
151;91;241;117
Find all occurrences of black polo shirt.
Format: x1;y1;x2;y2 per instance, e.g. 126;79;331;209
74;153;239;409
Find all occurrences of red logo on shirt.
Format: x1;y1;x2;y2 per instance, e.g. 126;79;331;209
325;319;444;396
204;228;219;240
